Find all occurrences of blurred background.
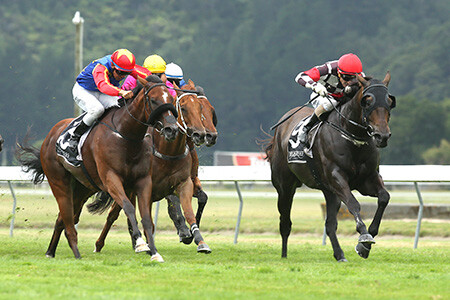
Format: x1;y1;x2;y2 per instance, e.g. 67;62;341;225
1;0;449;165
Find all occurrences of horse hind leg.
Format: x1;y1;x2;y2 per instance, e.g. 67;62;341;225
94;202;122;252
275;175;298;258
46;213;65;258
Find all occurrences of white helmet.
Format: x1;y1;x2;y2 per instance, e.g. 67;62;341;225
165;62;183;79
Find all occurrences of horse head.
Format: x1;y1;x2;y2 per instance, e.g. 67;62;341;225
356;72;395;148
195;85;218;147
174;79;206;146
137;75;178;141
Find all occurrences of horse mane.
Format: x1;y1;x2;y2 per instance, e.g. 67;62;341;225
127;75;165;104
146;74;163;83
195;86;206;96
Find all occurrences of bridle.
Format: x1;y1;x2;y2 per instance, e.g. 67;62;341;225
175;92;198;136
124;82;177;128
324;82;394;145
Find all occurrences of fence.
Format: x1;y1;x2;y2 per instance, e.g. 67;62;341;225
2;165;449;247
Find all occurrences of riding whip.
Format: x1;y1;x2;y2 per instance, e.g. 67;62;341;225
269;94;319;131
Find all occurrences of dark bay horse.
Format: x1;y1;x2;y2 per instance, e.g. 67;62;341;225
265;72;395;262
88;80;214;254
17;75;178;261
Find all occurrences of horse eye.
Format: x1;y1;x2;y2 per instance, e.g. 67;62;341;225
362;96;373;107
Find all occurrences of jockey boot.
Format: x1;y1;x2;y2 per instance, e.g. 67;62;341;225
299;114;319;144
67;121;90;150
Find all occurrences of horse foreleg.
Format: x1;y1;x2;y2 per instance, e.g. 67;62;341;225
330;172;373;239
135;178;164;262
166;194;192;244
193;177;208;227
177;178;211;254
368;180;390;238
322;190;346;262
94;202;122;252
104;175;148;253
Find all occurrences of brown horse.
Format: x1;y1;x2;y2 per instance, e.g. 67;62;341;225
162;84;219;244
17;75;178;261
265;72;395;262
88;79;213;253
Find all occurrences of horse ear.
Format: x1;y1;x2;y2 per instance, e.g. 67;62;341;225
382;71;391;87
188;79;195;87
357;75;369;87
137;76;148;86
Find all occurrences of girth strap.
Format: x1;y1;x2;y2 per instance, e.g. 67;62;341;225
80;161;102;191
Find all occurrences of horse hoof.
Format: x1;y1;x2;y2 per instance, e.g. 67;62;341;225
355;243;371;259
45;254;54;258
358;233;376;244
197;243;212;254
180;235;194;245
135;237;150;253
151;253;165;263
337;258;348;263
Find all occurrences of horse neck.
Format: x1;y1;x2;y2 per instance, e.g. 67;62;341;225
115;95;150;141
336;95;366;136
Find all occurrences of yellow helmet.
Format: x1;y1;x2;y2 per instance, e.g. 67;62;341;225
143;54;166;73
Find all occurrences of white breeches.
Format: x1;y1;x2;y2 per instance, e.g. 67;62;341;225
72;82;120;126
310;92;339;113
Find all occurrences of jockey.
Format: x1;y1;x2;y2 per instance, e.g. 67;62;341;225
165;62;186;88
70;49;149;152
122;54;177;98
295;53;365;144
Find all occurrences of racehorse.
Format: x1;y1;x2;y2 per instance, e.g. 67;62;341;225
88;80;213;253
17;75;178;261
265;72;395;261
161;84;219;244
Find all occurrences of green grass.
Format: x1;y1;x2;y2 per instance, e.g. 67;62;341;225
0;229;449;300
0;185;449;299
1;186;449;238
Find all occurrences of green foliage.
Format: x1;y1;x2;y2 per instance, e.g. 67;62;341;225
0;0;449;163
380;96;448;164
422;139;450;164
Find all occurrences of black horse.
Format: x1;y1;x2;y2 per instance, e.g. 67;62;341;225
265;72;395;261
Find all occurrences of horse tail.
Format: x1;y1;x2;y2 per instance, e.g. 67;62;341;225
86;191;114;214
256;125;274;162
15;135;45;185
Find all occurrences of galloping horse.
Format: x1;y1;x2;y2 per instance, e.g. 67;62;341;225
265;72;395;261
88;80;214;253
17;75;178;261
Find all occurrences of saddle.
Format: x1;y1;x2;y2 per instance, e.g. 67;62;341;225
55;113;93;167
287;116;322;163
